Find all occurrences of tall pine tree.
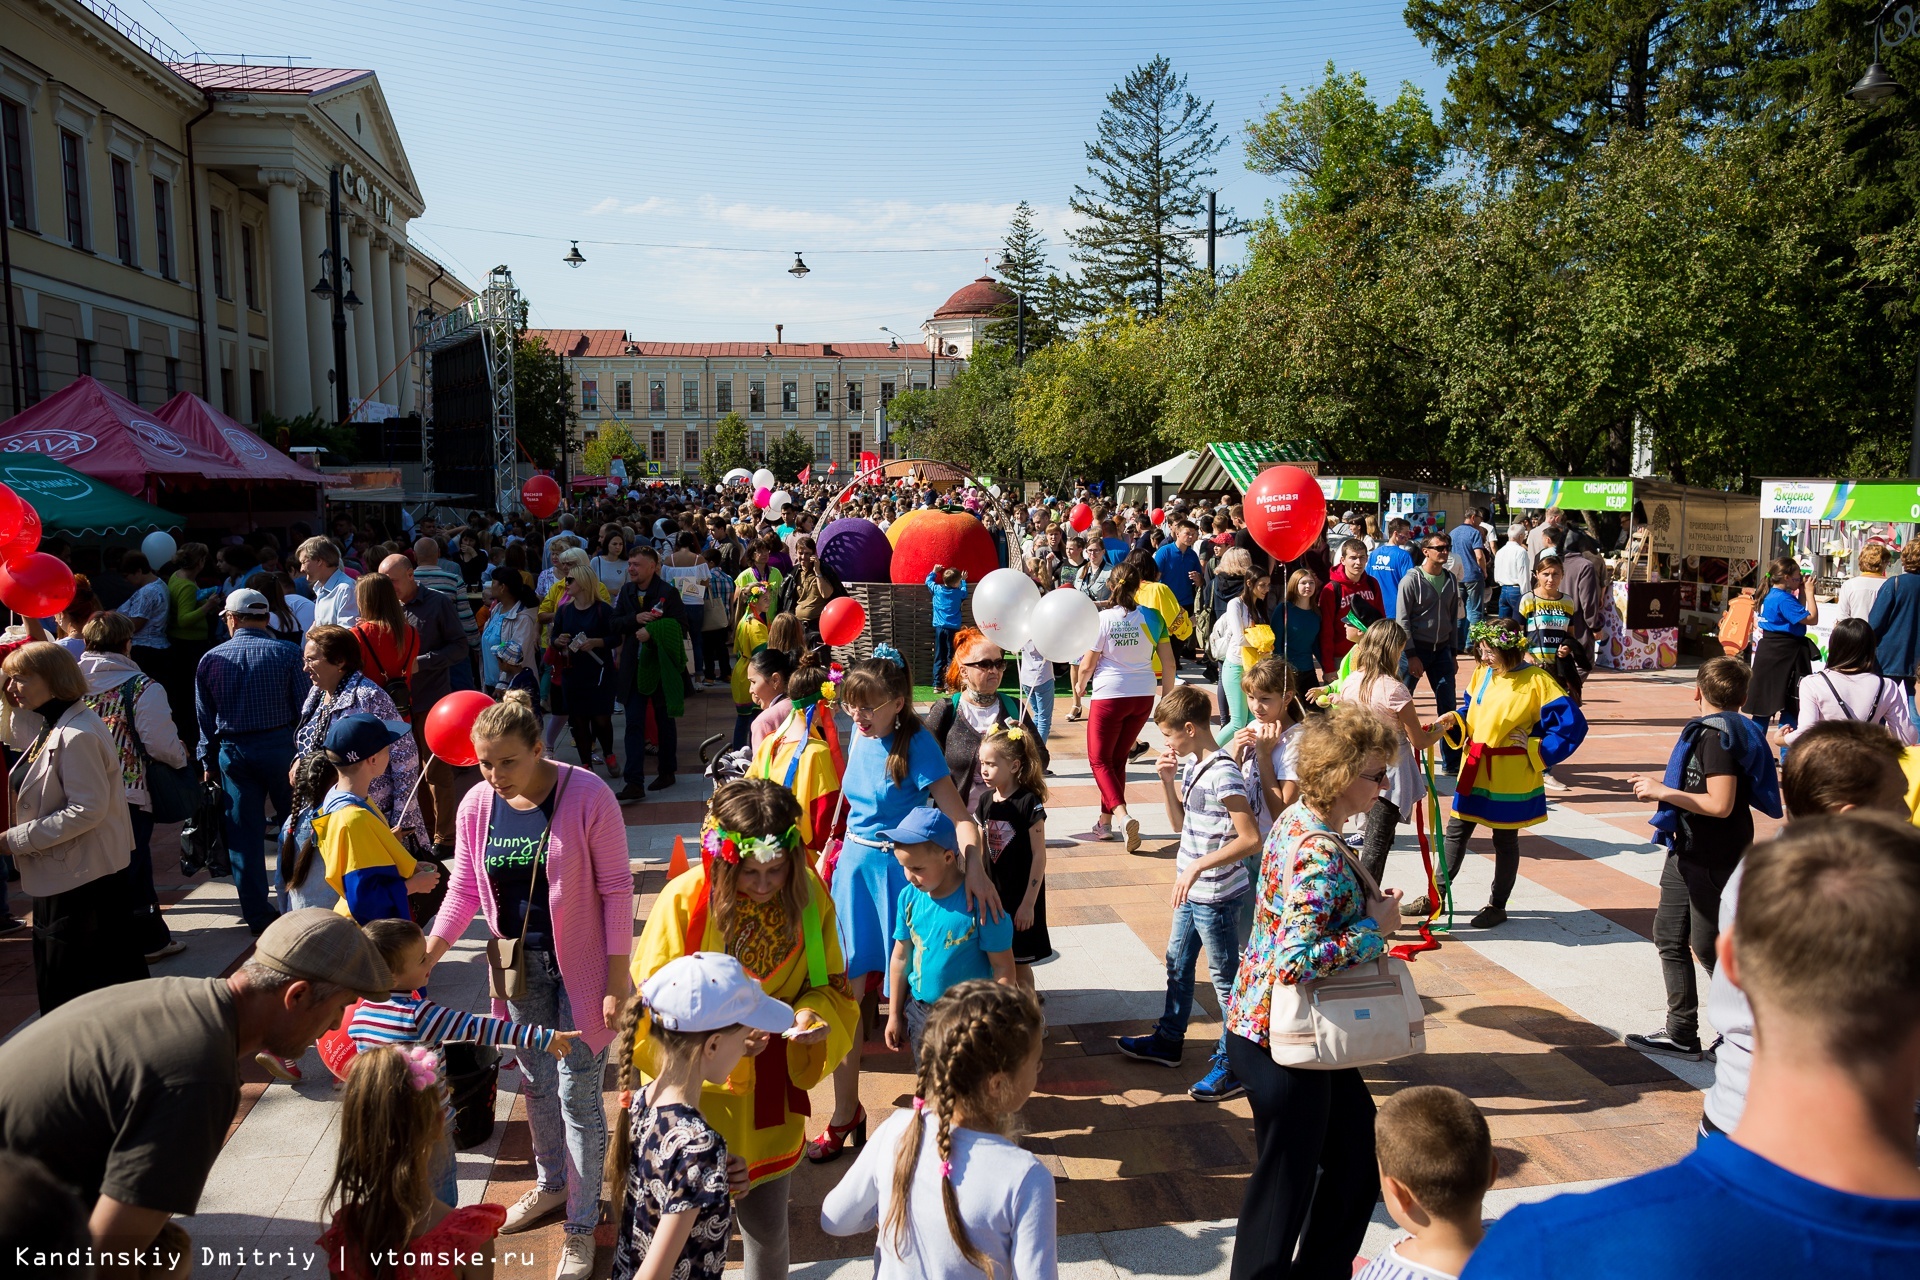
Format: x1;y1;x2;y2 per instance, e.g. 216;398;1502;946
985;201;1072;353
1069;57;1229;317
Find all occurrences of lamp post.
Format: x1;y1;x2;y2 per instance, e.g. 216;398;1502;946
311;169;362;426
1848;1;1917;102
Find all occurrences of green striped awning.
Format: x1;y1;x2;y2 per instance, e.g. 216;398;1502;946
1181;439;1331;495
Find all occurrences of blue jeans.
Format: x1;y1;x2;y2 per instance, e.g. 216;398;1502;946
432;1133;458;1207
1022;681;1056;744
932;626;958;688
1498;585;1522;621
1457;580;1487;648
1406;644;1460;772
217;732;295;932
1156;894;1252;1060
507;949;610;1236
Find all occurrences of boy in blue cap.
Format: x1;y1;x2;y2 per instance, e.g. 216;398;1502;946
884;806;1015;1061
314;714;441;924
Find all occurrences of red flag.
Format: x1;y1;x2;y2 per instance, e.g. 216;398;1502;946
798;465;810;484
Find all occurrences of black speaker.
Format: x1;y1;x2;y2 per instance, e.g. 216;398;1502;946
428;336;494;500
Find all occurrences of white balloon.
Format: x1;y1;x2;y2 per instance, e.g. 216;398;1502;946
141;530;177;571
769;490;793;512
1028;586;1101;663
752;468;776;490
989;484;1002;497
971;567;1042;651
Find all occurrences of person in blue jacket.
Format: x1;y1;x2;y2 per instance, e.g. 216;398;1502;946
1868;539;1920;725
926;564;970;692
1366;519;1416;620
1746;557;1818;752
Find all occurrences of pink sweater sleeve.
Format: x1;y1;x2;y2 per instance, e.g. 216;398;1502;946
583;783;634;956
429;787;490;946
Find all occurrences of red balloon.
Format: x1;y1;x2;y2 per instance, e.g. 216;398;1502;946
818;596;866;647
0;484;23;545
0;500;40;566
1069;502;1094;532
1150;507;1165;525
1243;465;1327;563
0;552;74;617
522;474;561;519
423;689;496;767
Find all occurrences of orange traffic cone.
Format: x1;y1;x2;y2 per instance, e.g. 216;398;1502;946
668;834;689;878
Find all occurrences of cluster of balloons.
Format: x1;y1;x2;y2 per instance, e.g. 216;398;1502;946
521;474;562;519
0;483;70;618
753;487;794;513
969;568;1101;663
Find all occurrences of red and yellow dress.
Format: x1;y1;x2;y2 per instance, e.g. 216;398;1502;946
630;866;858;1188
1451;662;1587;828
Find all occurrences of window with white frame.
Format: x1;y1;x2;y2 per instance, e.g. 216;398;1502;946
615;380;632;412
649;379;665;412
748;378;764;414
59;130;87;248
750;427;764;459
152;178;173;277
849;430;862;459
651;429;667;460
111;157;135;266
580;378;598;412
846;380;862;412
814;429;832;462
716;378;732;413
1;99;31;230
781;380;797;413
814;380;830;413
682;377;698;413
684;428;700;462
880;380;895;406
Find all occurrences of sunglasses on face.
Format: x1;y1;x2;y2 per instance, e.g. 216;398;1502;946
963;657;1007;669
1359;769;1388;785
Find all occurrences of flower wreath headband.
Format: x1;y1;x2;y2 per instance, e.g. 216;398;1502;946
703;822;804;866
1467;618;1529;652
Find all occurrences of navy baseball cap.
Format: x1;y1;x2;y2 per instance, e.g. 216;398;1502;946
323;714;411;764
881;806;958;851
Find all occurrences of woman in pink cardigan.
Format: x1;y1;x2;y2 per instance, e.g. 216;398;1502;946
424;690;633;1280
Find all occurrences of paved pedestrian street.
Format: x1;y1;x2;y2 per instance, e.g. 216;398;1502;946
0;663;1754;1278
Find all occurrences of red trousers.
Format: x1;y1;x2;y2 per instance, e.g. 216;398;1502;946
1087;694;1155;813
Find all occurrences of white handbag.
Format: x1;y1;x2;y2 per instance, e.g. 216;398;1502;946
1265;832;1426;1070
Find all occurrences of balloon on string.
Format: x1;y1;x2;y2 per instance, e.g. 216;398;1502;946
1150;508;1165;526
1069;502;1094;532
521;474;561;519
971;567;1042;650
423;690;496;768
817;596;866;647
753;486;772;509
0;552;74;617
0;502;41;566
770;490;793;512
1243;465;1327;562
141;530;177;571
1027;586;1101;662
752;468;776;490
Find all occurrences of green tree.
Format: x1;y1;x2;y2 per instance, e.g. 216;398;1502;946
582;420;642;478
985;202;1072;352
1069;56;1231;317
702;411;750;485
1015;309;1171;484
512;334;573;469
1244;63;1446;223
765;428;815;483
882;387;938;456
900;344;1038;485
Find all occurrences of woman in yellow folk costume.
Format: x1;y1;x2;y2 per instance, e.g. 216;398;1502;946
620;777;857;1280
748;664;845;859
729;580;772;749
1440;616;1588;931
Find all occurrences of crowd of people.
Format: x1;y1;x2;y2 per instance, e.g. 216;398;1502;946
0;476;1912;1280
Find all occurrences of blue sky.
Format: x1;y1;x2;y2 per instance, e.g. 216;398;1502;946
135;0;1453;340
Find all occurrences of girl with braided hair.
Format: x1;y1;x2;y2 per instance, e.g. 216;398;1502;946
820;980;1055;1279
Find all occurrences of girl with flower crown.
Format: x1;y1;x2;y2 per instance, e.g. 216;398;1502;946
1440;616;1588;930
748;663;844;858
623;777;859;1280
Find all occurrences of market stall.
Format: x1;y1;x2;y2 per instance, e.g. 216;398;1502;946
1116;451;1199;507
1178;439;1331;500
1757;479;1920;657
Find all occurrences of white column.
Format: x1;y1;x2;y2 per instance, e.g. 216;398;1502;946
369;232;396;410
261;170;312;418
388;241;412;415
301;189;333;416
348;220;377;412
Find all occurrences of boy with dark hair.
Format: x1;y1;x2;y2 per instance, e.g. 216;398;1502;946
1466;812;1920;1279
1118;684;1261;1103
1361;1086;1497;1280
1625;656;1781;1059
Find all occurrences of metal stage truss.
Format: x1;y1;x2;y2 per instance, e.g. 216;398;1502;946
418;265;521;514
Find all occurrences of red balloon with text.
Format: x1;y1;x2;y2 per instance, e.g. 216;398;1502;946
0;500;40;566
1243;465;1327;563
522;474;561;519
0;484;23;547
0;553;74;617
423;690;496;767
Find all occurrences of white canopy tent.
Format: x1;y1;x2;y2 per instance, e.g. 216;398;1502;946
1116;451;1199;506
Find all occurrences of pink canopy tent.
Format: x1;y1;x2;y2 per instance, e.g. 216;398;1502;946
156;393;340;487
0;376;250;500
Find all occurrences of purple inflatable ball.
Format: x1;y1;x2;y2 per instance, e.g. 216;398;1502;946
817;517;893;584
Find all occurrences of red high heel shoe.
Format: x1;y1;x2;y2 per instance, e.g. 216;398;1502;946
804;1104;867;1163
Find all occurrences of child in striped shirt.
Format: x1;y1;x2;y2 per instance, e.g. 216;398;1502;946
353;919;578;1205
1356;1086;1495;1280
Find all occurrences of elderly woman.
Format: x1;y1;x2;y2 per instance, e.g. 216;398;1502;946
294;623;430;852
1836;541;1891;623
2;641;147;1012
626;777;857;1280
1223;706;1402;1280
924;626;1046;808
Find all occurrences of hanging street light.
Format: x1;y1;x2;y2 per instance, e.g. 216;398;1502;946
788;252;810;278
1849;1;1916;103
340;256;361;311
563;240;586;268
311;247;335;299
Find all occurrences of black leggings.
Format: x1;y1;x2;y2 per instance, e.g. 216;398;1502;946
1443;817;1521;910
568;712;614;764
1224;1034;1378;1280
1359;798;1399;887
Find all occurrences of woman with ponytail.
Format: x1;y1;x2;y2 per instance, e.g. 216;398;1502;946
812;648;999;1165
820;979;1055;1279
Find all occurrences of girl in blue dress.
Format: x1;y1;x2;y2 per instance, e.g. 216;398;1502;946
1746;557;1819;750
808;645;998;1164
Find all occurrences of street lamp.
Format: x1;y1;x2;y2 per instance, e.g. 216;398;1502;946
878;325;899;352
1850;1;1916;102
563;240;586;268
788;252;810;278
993;251;1027;366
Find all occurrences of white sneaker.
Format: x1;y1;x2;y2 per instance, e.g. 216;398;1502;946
555;1232;596;1280
500;1185;566;1234
1542;772;1570;792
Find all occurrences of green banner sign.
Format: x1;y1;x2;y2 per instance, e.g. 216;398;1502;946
1508;477;1634;512
1760;480;1920;523
1316;476;1380;503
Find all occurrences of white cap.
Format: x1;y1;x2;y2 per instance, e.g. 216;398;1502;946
642;952;794;1034
224;587;270;618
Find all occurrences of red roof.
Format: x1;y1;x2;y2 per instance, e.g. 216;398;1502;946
170;64;371;95
528;331;955;361
933;276;1013;319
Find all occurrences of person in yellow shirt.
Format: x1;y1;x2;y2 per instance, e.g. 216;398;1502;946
730;580;772;748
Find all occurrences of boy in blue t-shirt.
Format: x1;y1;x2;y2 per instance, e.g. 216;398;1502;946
925;563;971;691
884;806;1014;1062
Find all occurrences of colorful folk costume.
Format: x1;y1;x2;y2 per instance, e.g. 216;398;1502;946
730;583;772;710
1441;618;1588;926
748;681;845;859
629;824;859;1190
